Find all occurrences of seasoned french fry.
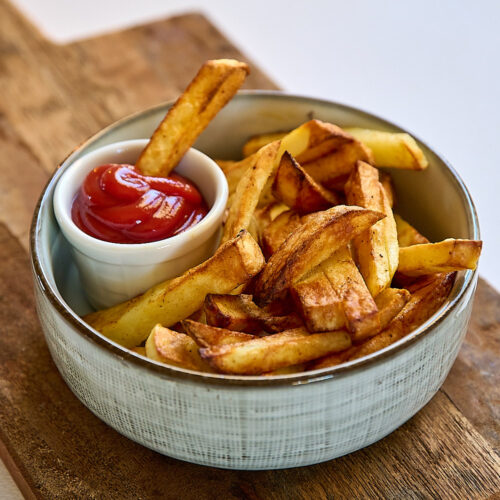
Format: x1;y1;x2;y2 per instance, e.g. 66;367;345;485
242;131;288;157
398;239;482;276
319;246;379;340
255;205;384;304
145;324;211;371
84;230;265;347
222;141;281;242
345;161;399;296
204;294;302;333
345;128;429;170
307;346;357;370
261;210;302;258
272;151;339;213
136;59;249;176
200;328;351;374
253;202;289;243
291;268;345;332
182;320;256;347
350;273;456;360
394;214;429;247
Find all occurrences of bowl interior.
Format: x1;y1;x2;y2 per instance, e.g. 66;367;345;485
34;92;479;357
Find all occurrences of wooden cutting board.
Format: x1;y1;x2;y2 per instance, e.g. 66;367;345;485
0;1;499;498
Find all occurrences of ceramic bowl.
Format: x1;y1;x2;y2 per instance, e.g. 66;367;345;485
53;139;227;309
31;91;479;470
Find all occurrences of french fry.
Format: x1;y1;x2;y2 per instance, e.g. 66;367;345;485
307;289;409;369
350;273;456;360
394;214;429;247
136;59;249;176
398;239;482;276
253;202;289;243
255;205;384;304
182;320;256;347
242;131;288;157
302;139;373;189
345;128;429;170
320;246;379;340
145;324;211;371
261;210;302;258
131;346;146;356
84;230;265;347
379;172;395;208
222;141;281;242
291;268;345;332
224;120;368;195
200;328;351;374
204;294;302;333
345;161;399;296
272;151;339;213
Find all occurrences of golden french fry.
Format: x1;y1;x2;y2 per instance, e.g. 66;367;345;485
302;140;373;189
345;127;429;170
84;230;265;347
182;320;256;347
225;120;366;195
253;202;289;244
261;210;302;259
379;172;395;208
242;131;289;157
394;214;429;247
204;294;302;333
131;346;146;356
200;328;351;374
307;346;357;370
136;59;249;176
398;239;482;276
350;273;456;360
222;141;281;242
145;324;210;371
255;205;384;304
319;246;379;340
272;151;339;213
291;268;345;332
345;161;399;296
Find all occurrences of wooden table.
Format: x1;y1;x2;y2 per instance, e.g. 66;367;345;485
0;1;499;498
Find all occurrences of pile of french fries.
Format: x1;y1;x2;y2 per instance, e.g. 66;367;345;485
84;59;482;376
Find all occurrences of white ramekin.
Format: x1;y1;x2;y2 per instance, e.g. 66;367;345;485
53;139;228;309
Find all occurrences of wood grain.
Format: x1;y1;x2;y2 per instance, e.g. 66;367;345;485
0;0;498;498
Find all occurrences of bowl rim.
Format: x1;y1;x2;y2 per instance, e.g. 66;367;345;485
30;90;480;387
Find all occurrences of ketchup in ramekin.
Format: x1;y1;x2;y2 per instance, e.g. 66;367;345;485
71;164;208;244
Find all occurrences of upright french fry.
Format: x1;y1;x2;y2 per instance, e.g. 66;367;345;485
261;210;302;258
136;59;249;176
320;246;379;340
394;214;429;246
182;320;256;347
345;161;399;297
345;128;429;170
84;230;265;347
398;239;482;276
222;141;281;242
291;268;345;332
272;151;339;213
255;205;384;304
350;273;456;360
243;131;289;157
145;324;210;371
200;328;351;374
204;294;302;333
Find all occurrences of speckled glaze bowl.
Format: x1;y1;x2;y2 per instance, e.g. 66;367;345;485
31;92;479;470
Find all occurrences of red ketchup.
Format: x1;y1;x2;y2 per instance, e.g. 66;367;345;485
72;164;208;243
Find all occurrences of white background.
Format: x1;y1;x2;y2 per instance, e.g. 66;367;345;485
2;1;499;497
